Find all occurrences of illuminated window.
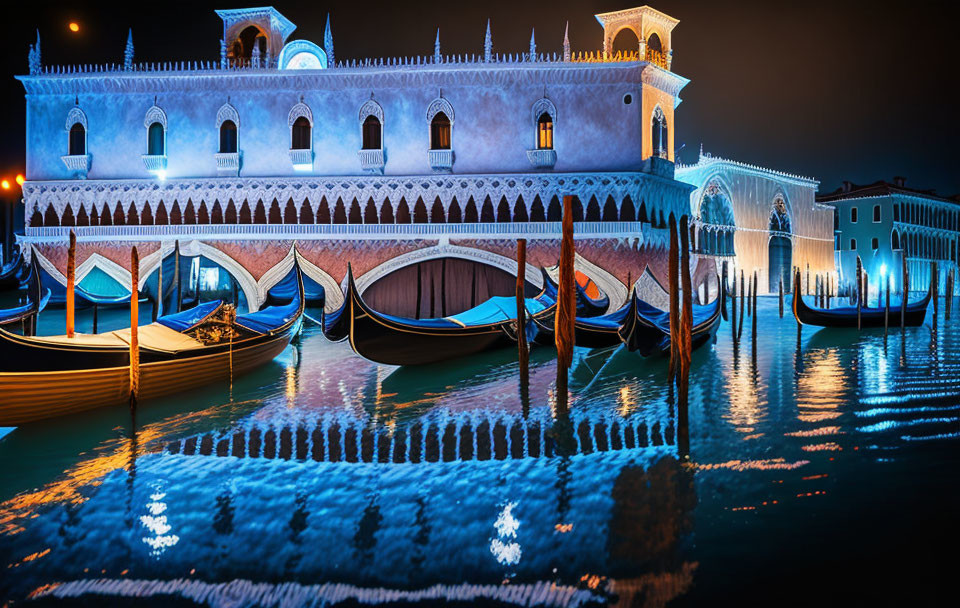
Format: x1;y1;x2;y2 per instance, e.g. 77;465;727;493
147;122;165;155
537;113;553;150
430;111;451;150
291;116;311;150
362;115;382;150
219;120;237;154
69;123;86;155
651;106;667;158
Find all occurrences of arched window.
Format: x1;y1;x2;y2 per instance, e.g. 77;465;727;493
362;115;382;150
69;123;86;156
219;120;237;153
430;111;451;150
144;104;167;158
65;107;88;158
651;106;667;159
537;113;554;150
148;122;165;155
647;32;662;53
291;116;311;150
892;231;901;250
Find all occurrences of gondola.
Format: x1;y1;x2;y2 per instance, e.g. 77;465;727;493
0;249;25;290
542;269;609;317
37;262;142;310
344;265;557;366
0;262;304;426
791;269;931;328
322;292;349;342
0;256;50;334
534;280;722;355
618;281;723;356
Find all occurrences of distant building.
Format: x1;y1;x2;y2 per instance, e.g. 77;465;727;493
676;149;835;295
818;178;960;294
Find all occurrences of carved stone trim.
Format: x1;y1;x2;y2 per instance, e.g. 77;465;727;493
143;105;167;129
358;99;384;124
287;101;313;127
425;97;454;124
531;97;557;126
65;106;88;130
216;102;240;128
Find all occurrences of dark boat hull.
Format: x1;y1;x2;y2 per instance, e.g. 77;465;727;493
792;269;930;328
345;268;554;366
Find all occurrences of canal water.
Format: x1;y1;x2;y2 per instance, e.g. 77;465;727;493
1;297;959;606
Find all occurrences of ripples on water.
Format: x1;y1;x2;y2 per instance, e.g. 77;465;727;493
2;297;960;605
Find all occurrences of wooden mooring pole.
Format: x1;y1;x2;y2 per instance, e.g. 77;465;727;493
66;230;76;338
779;274;784;318
751;270;758;346
516;238;529;365
554;195;576;415
678;215;693;458
130;247;140;408
668;213;680;383
947;267;955;321
901;254;909;332
737;270;746;342
731;265;738;346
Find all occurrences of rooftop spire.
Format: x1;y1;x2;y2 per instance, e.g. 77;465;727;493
434;28;441;63
484;19;492;62
562;21;570;62
324;14;335;66
124;29;134;71
28;29;41;75
529;28;536;60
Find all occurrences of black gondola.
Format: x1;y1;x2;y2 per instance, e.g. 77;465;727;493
0;261;304;426
0;256;50;334
322;291;349;342
541;269;609;317
618;282;723;356
344;265;557;366
792;269;930;328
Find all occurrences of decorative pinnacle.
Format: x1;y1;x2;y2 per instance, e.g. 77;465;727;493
484;19;492;62
124;29;134;71
324;14;335;66
563;21;571;62
434;28;441;63
529;28;536;60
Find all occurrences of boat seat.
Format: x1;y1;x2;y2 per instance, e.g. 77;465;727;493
28;332;131;347
111;324;204;353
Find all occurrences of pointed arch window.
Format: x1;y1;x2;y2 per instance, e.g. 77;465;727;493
69;123;86;156
291;117;311;150
62;107;90;177
142;104;168;176
358;99;385;174
362;116;382;150
288;100;314;171
426;97;454;172
651;106;667;159
527;97;557;169
430;112;451;150
215;102;241;175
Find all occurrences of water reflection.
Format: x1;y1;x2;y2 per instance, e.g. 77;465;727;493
3;299;960;604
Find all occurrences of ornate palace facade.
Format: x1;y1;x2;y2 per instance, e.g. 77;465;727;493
676;149;835;295
16;6;703;314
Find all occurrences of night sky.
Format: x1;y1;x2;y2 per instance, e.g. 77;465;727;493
3;0;958;196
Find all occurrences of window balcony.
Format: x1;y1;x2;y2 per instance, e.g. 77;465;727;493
61;154;91;178
288;148;313;172
215;152;241;176
358;148;385;175
428;149;454;173
142;154;167;177
526;148;557;169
